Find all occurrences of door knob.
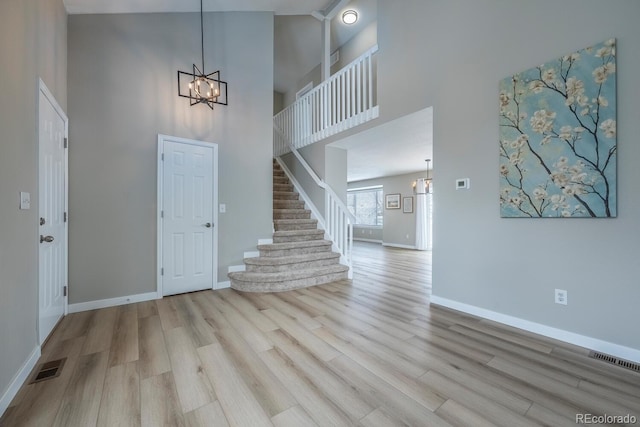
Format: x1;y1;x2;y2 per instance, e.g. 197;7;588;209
204;223;212;228
40;235;54;243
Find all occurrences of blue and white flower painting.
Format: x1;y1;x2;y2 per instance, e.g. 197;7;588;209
499;39;617;217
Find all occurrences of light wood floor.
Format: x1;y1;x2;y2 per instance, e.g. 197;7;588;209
2;242;639;426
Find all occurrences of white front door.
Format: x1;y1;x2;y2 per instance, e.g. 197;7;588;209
159;135;217;296
38;80;68;344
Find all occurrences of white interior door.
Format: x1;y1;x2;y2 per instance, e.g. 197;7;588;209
38;80;68;344
159;136;217;296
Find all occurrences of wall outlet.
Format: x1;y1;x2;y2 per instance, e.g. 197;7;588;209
219;204;226;213
555;289;568;305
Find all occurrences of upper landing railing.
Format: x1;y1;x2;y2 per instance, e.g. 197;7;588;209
274;45;379;156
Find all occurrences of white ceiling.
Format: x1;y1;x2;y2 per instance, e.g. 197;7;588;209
63;0;330;15
330;107;434;183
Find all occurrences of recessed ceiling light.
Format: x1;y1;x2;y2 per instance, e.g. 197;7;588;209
342;10;358;25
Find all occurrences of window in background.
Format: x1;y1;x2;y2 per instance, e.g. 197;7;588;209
347;186;383;226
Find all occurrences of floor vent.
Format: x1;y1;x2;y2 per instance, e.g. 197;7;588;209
30;358;66;384
589;351;640;373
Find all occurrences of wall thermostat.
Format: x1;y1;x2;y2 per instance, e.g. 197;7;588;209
455;178;470;190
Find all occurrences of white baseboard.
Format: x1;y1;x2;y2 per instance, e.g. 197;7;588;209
216;281;231;290
382;243;416;250
244;251;259;258
0;345;41;417
228;264;245;273
68;291;159;314
430;295;640;364
258;238;273;245
354;238;383;244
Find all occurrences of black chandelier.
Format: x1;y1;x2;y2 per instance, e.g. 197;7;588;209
177;0;228;109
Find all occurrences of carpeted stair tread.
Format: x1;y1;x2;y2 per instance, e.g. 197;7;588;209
273;219;318;231
274;229;323;236
229;264;348;283
273;191;300;200
258;239;332;251
244;251;339;266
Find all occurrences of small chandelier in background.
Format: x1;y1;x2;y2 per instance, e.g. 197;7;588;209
178;0;228;109
413;159;432;194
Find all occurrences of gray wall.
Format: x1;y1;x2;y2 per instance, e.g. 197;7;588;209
349;172;426;246
379;0;640;352
325;146;348;205
68;12;273;303
282;20;378;107
0;0;67;408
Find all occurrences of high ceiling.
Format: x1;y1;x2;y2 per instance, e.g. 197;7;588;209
63;0;431;182
63;0;329;15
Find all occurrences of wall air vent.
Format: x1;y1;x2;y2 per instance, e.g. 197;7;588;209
589;351;640;373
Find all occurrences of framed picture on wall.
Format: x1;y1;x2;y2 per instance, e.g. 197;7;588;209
403;196;413;213
385;193;401;209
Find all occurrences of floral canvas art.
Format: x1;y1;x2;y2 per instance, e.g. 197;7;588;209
499;39;617;217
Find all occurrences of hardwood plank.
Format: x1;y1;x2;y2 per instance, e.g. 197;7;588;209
108;306;139;367
434;399;496;427
174;294;218;348
258;348;354;427
156;296;184;331
137;300;159;319
81;307;117;356
327;354;452;427
184;401;230;427
262;308;340;362
359;407;413;427
202;301;297;417
140;372;185;427
315;315;427;378
525;403;596;427
271;406;318;427
197;343;273;427
487;357;640;419
312;326;446;411
268;329;376;422
61;310;95;340
164;327;216;413
138;315;171;379
419;370;539;427
259;293;323;330
96;361;140;427
203;292;273;353
52;351;109;427
216;289;279;332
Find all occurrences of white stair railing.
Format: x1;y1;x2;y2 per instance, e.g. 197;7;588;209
274;154;354;277
274;45;379;156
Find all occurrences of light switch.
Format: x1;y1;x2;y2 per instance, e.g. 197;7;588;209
219;204;226;213
20;192;31;210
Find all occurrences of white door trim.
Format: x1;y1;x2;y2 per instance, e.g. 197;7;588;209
37;78;69;344
157;134;219;297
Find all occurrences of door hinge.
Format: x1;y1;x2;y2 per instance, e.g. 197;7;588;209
63;286;67;297
64;137;68;149
64;212;68;222
160;268;164;276
161;153;165;161
160;210;164;218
